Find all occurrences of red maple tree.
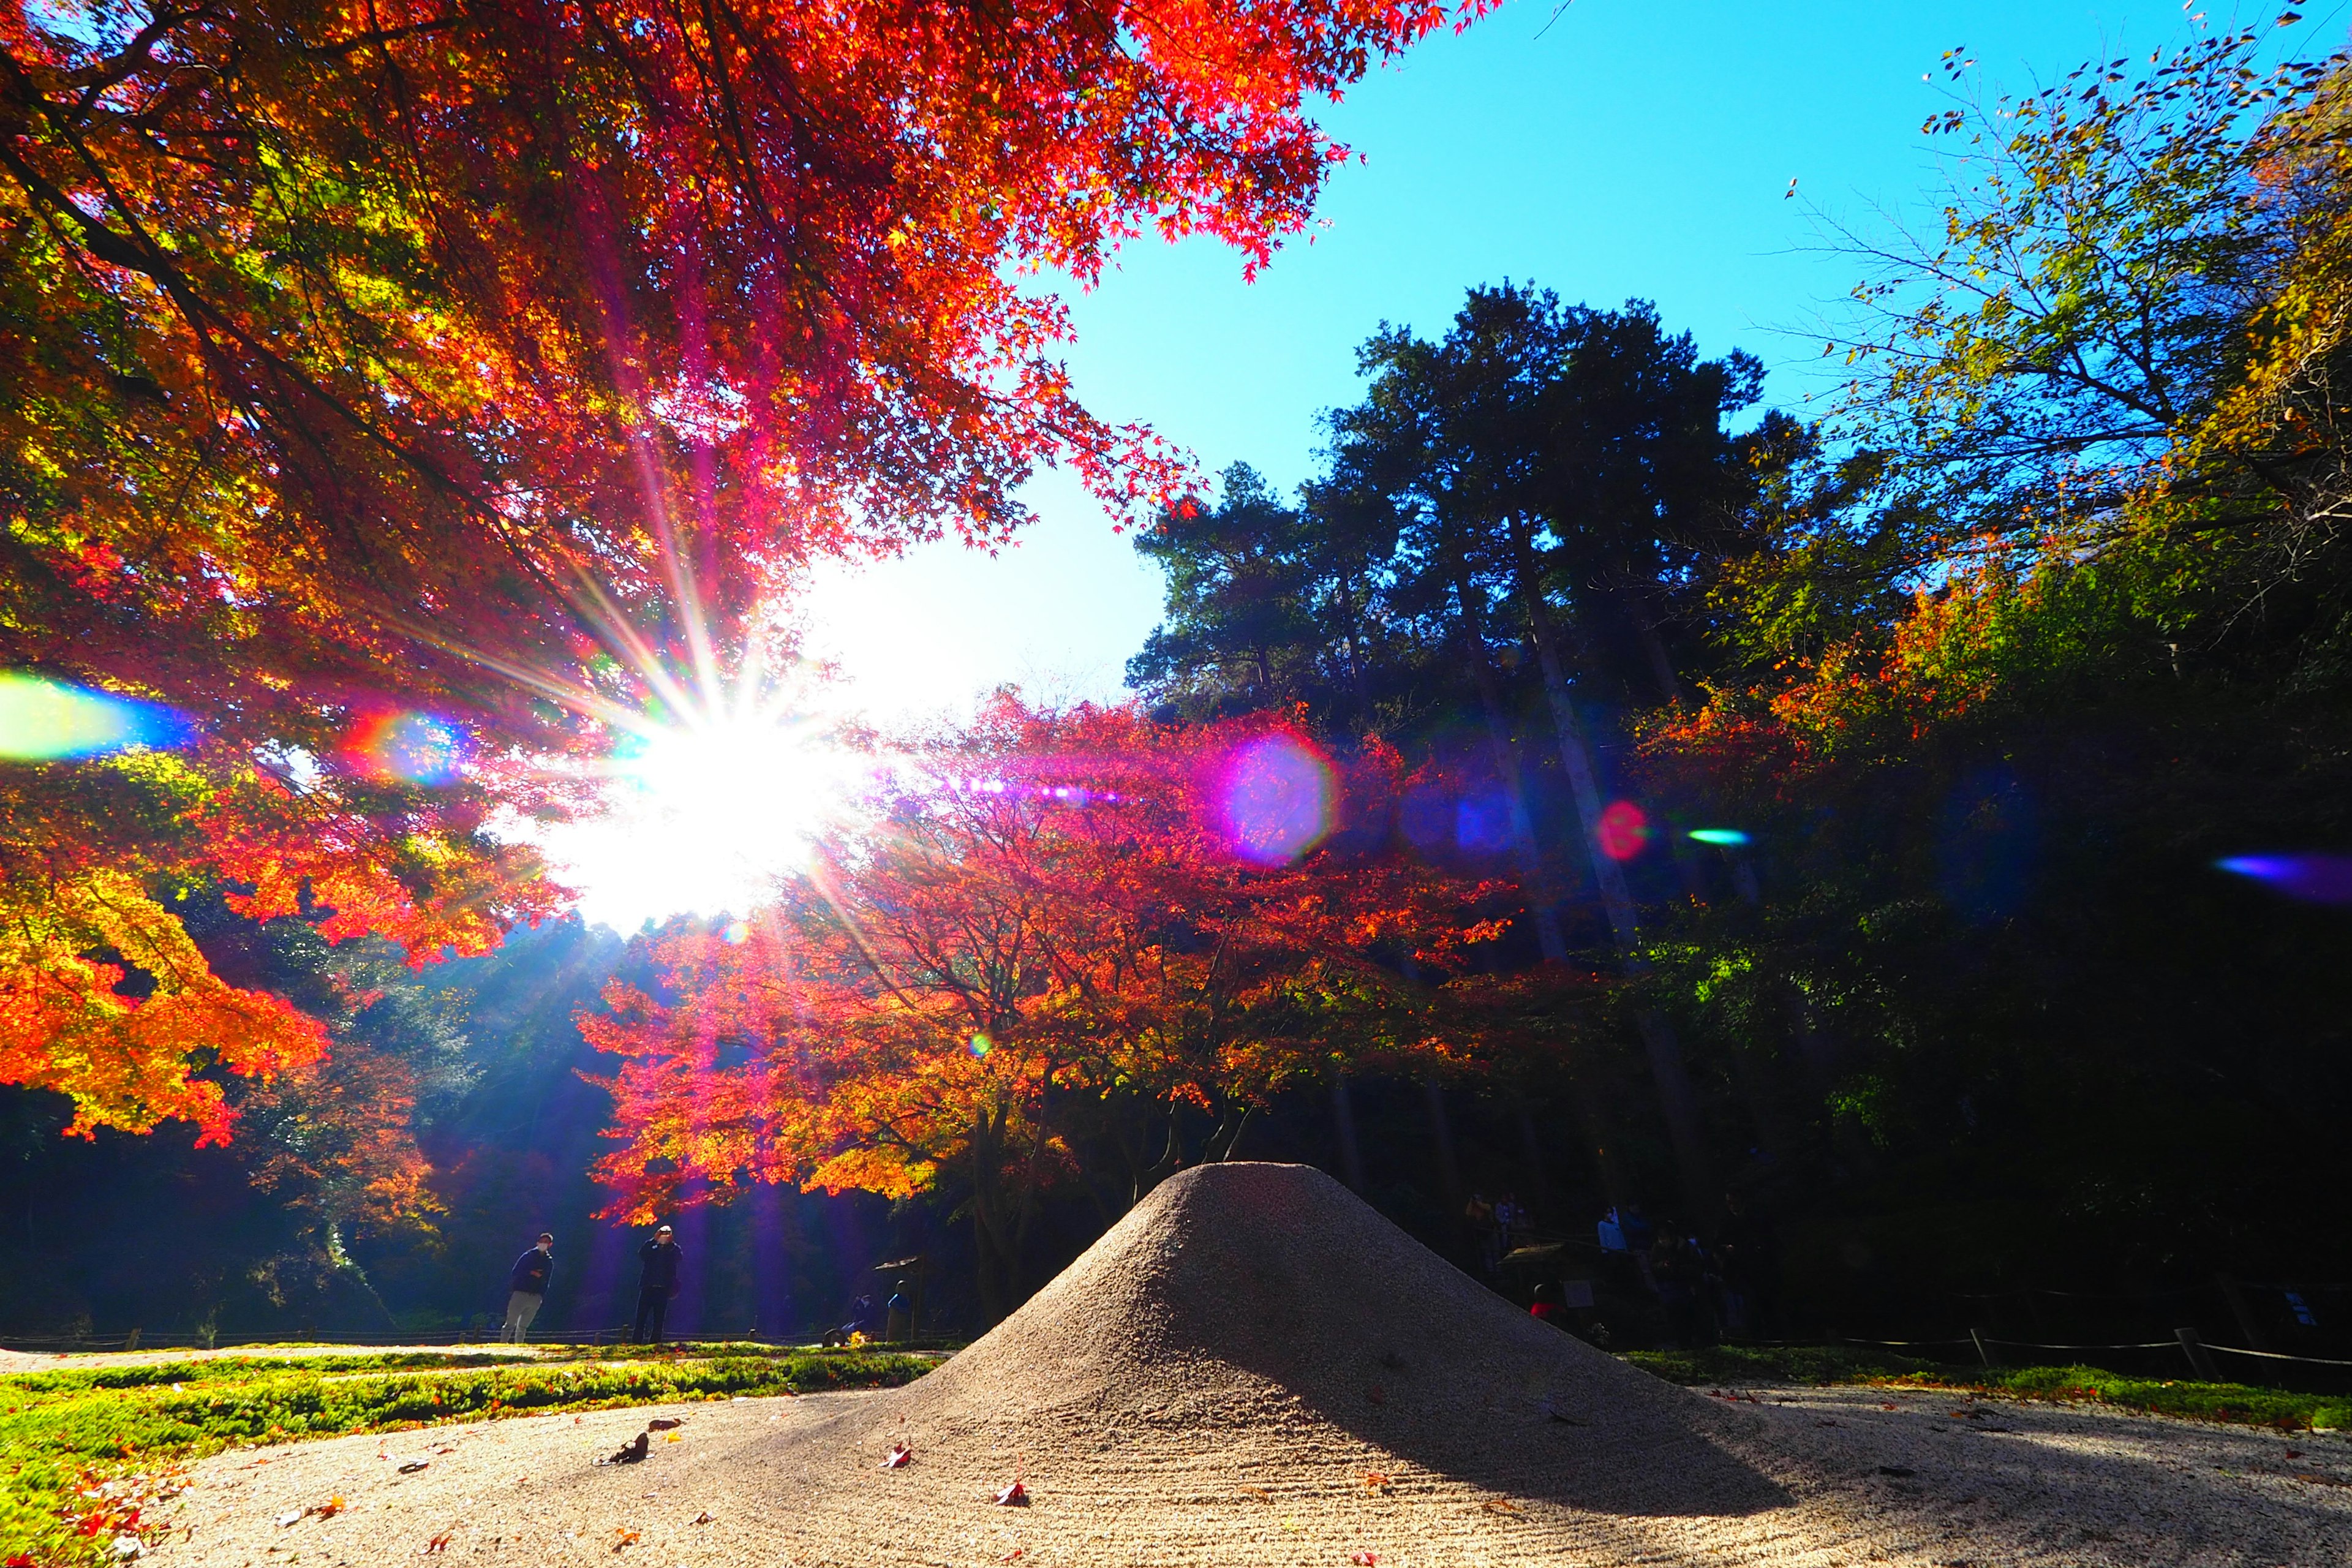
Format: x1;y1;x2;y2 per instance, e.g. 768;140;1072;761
1;0;1488;1137
585;699;1517;1313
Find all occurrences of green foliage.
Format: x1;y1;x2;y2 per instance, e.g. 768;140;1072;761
1626;1343;1944;1385
1627;1346;2352;1431
0;1346;939;1566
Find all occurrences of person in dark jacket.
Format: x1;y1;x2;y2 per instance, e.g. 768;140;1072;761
633;1224;683;1344
500;1233;555;1343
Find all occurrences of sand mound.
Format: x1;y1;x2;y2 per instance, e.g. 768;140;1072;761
878;1159;1779;1514
680;1162;1810;1562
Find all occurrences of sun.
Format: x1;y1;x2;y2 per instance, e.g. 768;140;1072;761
545;706;859;929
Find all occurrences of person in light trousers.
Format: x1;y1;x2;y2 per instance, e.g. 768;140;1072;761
500;1232;555;1342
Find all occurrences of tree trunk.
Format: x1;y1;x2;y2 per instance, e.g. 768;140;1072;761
1420;1074;1465;1218
1335;568;1377;733
1450;575;1570;962
1449;570;1626;1206
1620;582;1684;707
1332;1069;1367;1191
1507;521;1716;1227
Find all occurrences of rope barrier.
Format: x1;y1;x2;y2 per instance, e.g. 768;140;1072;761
1981;1337;2180;1352
2207;1342;2352;1369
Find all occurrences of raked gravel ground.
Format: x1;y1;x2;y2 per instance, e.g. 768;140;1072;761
145;1381;2352;1568
117;1167;2352;1568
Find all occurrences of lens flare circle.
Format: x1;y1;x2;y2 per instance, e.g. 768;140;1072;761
969;1033;992;1059
1596;800;1651;861
0;672;190;760
2217;854;2352;904
1688;828;1750;846
1215;733;1335;865
350;710;468;784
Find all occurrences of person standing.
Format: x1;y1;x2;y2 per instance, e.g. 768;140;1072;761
633;1223;683;1344
885;1280;912;1343
501;1232;554;1343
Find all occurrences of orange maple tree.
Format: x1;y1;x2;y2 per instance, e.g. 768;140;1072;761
585;699;1515;1313
1;0;1488;1139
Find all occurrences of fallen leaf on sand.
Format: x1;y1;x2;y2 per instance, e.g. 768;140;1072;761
646;1419;685;1431
613;1529;639;1551
692;1512;714;1525
1238;1486;1271;1503
1002;1550;1025;1563
1362;1472;1392;1493
1351;1552;1379;1565
274;1512;302;1529
598;1434;651;1466
663;1431;683;1444
1480;1499;1522;1515
398;1460;429;1474
315;1498;345;1520
880;1441;913;1469
992;1480;1028;1507
422;1531;453;1555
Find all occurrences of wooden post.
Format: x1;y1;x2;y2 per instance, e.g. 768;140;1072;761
1970;1327;1998;1369
2175;1327;2220;1381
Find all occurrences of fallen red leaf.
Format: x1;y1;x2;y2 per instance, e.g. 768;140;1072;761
1351;1553;1379;1566
992;1480;1028;1507
880;1440;913;1469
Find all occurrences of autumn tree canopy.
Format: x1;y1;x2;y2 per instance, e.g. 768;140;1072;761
0;0;1485;1138
585;699;1532;1314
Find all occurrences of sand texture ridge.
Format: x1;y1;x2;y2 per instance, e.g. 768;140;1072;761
152;1163;2352;1567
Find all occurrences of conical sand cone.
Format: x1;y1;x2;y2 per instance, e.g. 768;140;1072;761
694;1163;1811;1562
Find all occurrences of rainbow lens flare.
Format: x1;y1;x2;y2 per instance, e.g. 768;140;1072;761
2217;855;2352;904
350;711;467;785
1596;800;1651;861
0;672;189;760
969;1033;992;1059
1689;829;1750;846
1215;733;1335;865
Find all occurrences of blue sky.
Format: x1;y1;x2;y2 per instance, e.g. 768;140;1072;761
564;1;2332;923
798;0;2310;723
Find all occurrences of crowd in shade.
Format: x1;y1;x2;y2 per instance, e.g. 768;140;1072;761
0;11;2348;1356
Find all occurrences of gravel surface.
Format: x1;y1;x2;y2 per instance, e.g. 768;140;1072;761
146;1164;2352;1567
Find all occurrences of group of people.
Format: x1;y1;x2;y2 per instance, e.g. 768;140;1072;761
1463;1190;1531;1275
496;1224;685;1344
494;1227;915;1347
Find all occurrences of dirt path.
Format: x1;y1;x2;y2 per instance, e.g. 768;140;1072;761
143;1383;2352;1568
0;1343;554;1376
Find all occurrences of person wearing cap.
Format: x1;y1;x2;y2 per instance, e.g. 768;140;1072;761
500;1232;555;1343
633;1223;684;1344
